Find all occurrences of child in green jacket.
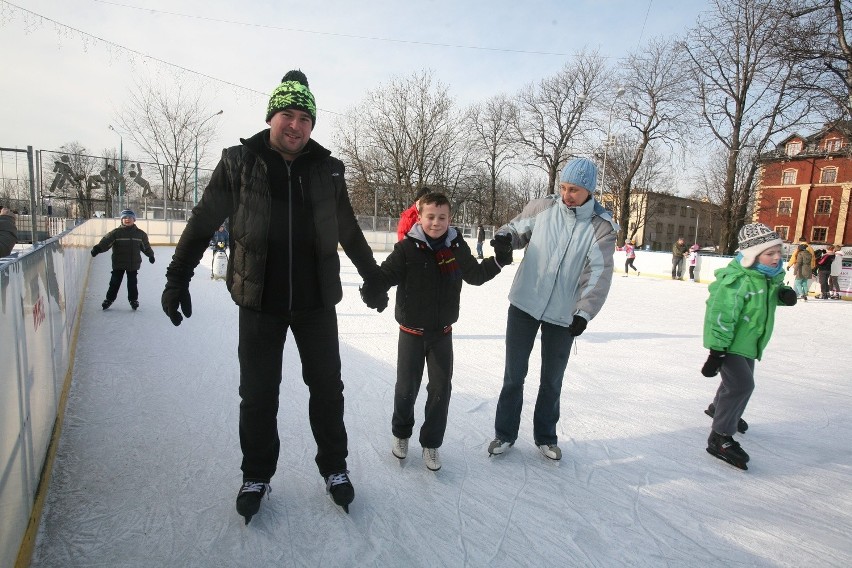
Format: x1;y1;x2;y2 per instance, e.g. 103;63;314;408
700;223;797;470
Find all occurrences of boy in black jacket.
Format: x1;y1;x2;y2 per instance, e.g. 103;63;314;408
361;193;509;471
91;209;154;310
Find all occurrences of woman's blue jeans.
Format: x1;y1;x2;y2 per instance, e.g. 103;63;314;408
494;304;574;446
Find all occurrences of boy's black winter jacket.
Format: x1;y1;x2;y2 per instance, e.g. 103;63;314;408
380;226;501;331
95;224;154;271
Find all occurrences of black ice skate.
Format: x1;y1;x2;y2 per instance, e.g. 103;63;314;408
235;480;270;525
324;471;354;513
706;431;749;470
102;299;112;310
130;300;139;310
704;403;748;433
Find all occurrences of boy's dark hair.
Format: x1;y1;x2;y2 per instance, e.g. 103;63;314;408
417;192;451;212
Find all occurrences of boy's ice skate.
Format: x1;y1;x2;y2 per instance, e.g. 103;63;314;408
704;403;748;433
324;471;354;513
487;438;513;456
235;481;270;525
392;436;408;459
706;431;749;470
422;447;441;471
101;299;112;310
130;300;139;310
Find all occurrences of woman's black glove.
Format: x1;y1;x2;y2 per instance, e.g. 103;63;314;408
161;267;193;326
701;350;726;377
568;315;587;336
490;234;513;266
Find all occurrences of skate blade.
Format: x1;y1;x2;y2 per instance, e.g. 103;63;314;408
706;448;748;470
242;515;252;525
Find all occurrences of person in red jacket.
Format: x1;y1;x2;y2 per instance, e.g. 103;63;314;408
396;187;430;241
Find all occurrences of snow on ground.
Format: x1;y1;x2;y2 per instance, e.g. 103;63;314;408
32;247;852;567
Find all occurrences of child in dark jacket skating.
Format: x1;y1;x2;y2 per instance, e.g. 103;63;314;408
91;209;155;310
360;193;507;471
701;223;797;470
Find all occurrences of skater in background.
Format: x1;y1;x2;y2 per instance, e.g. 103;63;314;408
362;192;505;472
620;239;639;276
688;244;700;282
792;243;813;301
91;209;155;310
0;205;18;257
815;245;835;299
701;224;797;470
487;157;617;461
476;223;486;259
786;236;816;273
672;237;689;280
161;70;387;522
829;246;844;299
210;224;229;249
396;187;431;241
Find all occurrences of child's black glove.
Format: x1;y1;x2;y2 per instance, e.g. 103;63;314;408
149;256;155;264
90;245;102;257
360;277;389;313
490;234;513;266
778;287;797;306
701;350;726;377
568;315;587;336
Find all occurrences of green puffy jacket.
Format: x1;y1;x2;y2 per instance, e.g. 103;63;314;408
703;259;787;360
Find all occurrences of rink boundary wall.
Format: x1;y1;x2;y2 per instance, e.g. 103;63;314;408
2;221;850;567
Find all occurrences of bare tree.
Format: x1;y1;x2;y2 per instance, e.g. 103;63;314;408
336;69;468;217
681;0;813;254
115;78;220;202
608;37;693;246
464;95;517;225
513;50;607;193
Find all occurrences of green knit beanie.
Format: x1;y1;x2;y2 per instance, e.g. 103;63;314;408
266;69;316;126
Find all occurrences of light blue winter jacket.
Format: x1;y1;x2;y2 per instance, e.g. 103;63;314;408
498;196;618;327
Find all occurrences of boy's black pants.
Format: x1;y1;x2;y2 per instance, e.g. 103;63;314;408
105;269;138;302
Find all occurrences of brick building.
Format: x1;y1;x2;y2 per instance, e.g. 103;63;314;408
755;123;852;246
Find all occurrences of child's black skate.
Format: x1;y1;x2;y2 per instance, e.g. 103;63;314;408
324;471;354;513
235;481;270;525
130;300;139;310
704;403;748;433
102;299;112;310
706;431;749;470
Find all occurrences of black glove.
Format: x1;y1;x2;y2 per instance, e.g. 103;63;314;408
359;277;389;313
161;267;193;326
701;350;726;377
90;245;102;257
149;256;155;264
567;315;587;336
491;234;513;266
778;287;797;306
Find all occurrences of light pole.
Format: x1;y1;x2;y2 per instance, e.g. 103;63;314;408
108;125;124;212
195;110;223;205
687;205;700;245
598;86;625;204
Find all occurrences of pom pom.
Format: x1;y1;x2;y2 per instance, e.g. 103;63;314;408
281;69;309;87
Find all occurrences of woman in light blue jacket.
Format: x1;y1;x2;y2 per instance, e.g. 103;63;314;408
488;158;618;461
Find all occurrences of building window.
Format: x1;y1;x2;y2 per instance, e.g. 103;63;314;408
656;202;666;214
820;167;837;183
816;197;832;215
655;222;663;233
812;227;828;242
678;225;685;235
774;226;789;241
680;206;688;216
668;204;676;215
688;208;696;218
825;138;843;152
666;223;674;235
777;198;793;216
781;169;797;185
785;141;802;156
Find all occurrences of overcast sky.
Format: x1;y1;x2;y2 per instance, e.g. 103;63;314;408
1;0;709;183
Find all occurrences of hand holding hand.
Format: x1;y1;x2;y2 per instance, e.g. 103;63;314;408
701;350;726;377
360;277;389;313
567;315;587;336
490;234;513;266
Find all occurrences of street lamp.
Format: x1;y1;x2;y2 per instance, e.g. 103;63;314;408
687;205;700;245
195;110;223;205
108;125;124;211
598;86;626;203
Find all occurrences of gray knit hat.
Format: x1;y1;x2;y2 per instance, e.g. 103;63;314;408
737;223;782;267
